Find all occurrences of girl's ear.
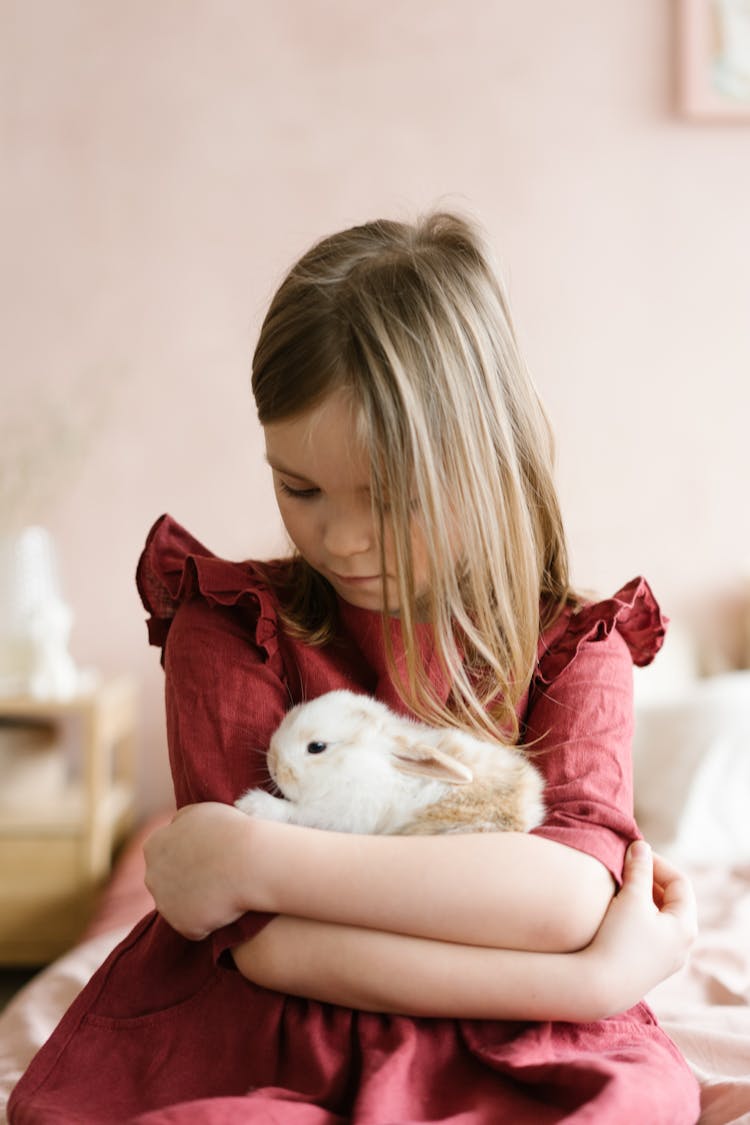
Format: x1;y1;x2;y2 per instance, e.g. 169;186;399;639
391;736;473;785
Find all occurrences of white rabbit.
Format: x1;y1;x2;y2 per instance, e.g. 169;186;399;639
235;689;545;835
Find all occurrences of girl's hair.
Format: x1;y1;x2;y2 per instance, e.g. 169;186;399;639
252;210;575;743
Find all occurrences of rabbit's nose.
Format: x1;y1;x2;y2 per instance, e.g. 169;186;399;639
274;761;298;794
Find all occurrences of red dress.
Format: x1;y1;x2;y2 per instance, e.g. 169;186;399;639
9;516;700;1125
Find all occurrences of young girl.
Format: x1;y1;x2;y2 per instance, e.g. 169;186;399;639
9;212;700;1123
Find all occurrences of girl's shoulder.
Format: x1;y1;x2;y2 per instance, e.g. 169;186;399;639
535;577;667;687
135;513;291;656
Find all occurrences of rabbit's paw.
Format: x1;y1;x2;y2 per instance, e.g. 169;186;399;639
235;788;292;822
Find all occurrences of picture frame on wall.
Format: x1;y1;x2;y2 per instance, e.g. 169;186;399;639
679;0;750;120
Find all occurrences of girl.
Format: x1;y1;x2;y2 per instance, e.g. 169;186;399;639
9;212;700;1124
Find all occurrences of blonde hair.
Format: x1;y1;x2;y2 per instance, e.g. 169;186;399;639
252;211;575;743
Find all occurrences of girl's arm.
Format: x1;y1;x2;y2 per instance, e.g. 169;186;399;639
234;845;695;1021
236;915;599;1020
144;802;614;952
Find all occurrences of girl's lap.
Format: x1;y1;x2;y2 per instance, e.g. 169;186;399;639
13;935;699;1125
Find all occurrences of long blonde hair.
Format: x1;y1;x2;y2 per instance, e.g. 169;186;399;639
252;211;574;742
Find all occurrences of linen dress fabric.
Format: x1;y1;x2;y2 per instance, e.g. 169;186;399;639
9;516;700;1124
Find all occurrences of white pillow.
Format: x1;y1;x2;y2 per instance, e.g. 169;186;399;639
633;671;750;865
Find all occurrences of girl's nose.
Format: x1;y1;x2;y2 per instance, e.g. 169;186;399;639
322;504;374;559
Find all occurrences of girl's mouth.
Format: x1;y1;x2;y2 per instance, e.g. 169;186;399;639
331;573;381;585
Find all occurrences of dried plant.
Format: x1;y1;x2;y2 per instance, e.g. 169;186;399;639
1;367;112;534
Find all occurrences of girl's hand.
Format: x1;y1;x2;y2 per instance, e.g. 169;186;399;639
584;841;698;1017
143;803;257;940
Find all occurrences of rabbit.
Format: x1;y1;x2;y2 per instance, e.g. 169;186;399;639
235;689;545;836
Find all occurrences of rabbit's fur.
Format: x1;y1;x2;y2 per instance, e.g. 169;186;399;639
235;690;545;835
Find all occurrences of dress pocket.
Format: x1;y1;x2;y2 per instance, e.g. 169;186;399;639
84;968;221;1030
83;910;222;1028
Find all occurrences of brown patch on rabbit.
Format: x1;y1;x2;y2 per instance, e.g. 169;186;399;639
401;772;542;835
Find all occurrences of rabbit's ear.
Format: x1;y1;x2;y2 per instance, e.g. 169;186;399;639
391;737;473;785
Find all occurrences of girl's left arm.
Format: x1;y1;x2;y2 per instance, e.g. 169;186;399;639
263;817;615;952
145;802;612;952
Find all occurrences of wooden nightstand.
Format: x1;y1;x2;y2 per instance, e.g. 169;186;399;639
0;677;136;965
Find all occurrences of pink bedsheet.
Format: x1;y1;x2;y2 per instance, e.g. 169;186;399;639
647;864;750;1125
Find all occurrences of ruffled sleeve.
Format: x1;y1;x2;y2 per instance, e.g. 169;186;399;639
137;515;290;959
136;514;283;679
535;576;667;685
525;578;667;886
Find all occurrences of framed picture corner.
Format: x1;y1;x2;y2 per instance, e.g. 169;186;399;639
678;0;750;122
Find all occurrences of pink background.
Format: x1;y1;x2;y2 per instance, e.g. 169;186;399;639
3;1;749;816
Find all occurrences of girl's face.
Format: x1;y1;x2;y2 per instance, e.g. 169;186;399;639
264;390;428;613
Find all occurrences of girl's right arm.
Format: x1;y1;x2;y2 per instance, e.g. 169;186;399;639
231;844;696;1022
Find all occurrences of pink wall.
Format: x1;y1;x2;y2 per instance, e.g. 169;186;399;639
3;1;749;816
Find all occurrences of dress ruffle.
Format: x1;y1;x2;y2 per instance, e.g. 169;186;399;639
135;514;282;671
535;577;667;686
137;518;667;695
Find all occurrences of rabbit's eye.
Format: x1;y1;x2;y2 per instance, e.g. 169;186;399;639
306;741;328;754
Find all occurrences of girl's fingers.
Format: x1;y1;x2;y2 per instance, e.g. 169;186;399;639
652;852;698;936
623;839;654;892
650;851;681;881
624;844;697;939
626;845;693;915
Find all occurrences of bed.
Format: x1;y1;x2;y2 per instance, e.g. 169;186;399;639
2;671;750;1124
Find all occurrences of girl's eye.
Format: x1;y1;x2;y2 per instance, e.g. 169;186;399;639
306;741;327;754
278;481;320;500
